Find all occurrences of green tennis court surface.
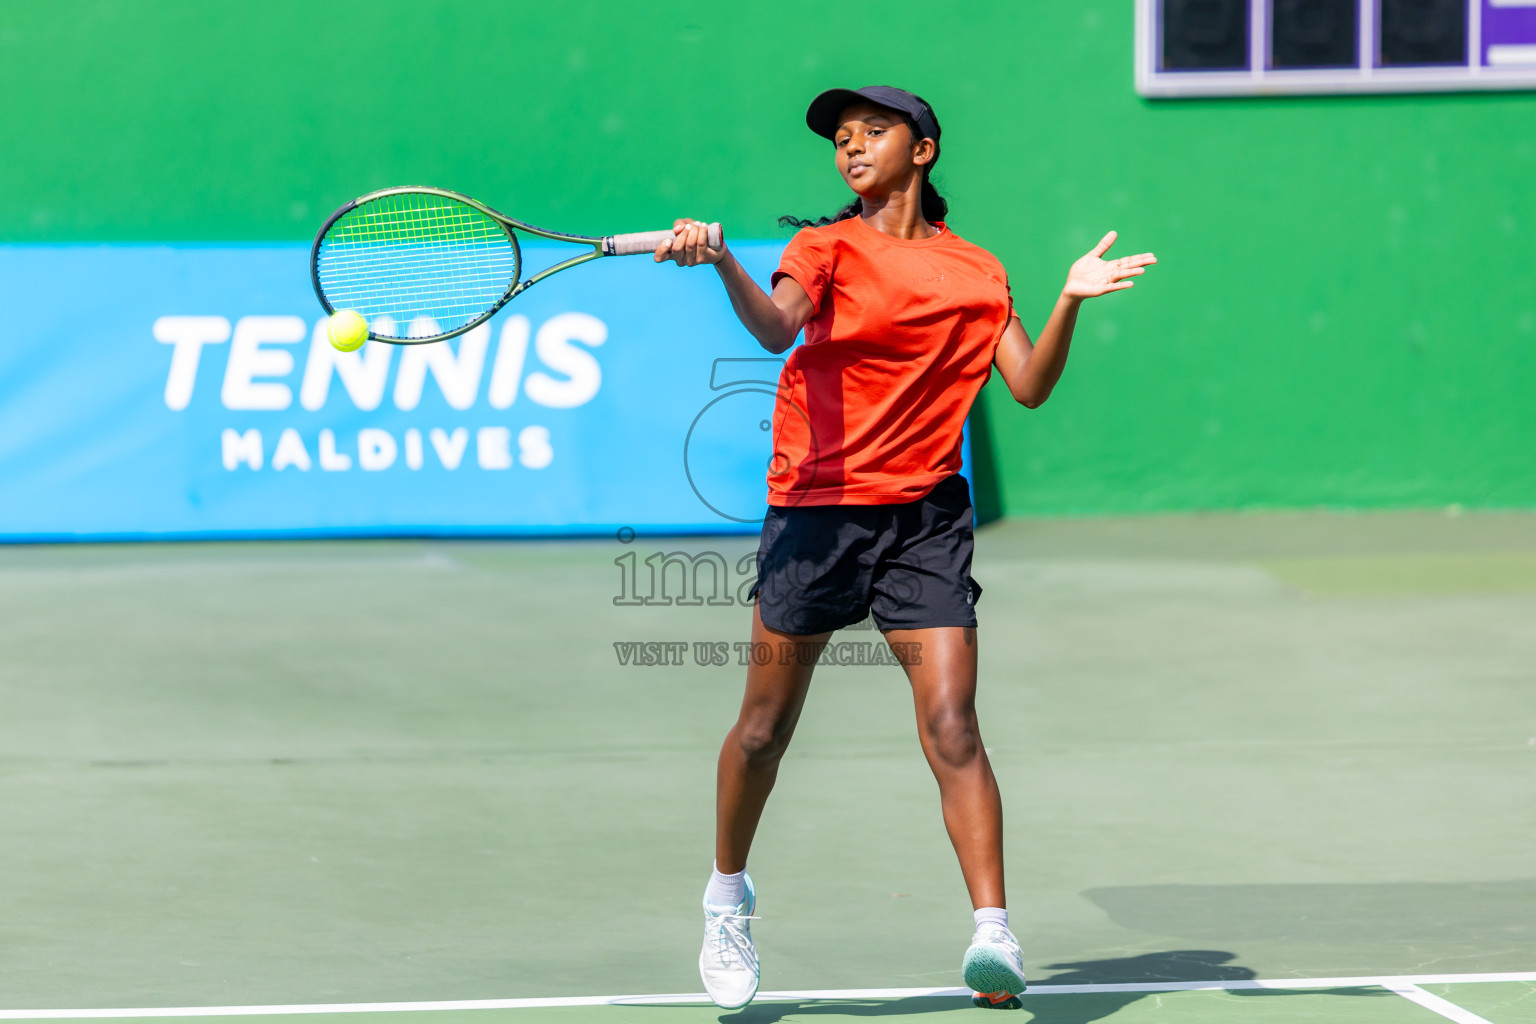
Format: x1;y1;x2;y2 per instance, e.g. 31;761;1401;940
2;511;1532;1022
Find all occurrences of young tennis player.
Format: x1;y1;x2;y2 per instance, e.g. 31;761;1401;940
658;85;1155;1010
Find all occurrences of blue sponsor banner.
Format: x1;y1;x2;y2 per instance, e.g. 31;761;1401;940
0;243;970;540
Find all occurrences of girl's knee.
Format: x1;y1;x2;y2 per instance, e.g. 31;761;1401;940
736;714;795;766
923;708;982;769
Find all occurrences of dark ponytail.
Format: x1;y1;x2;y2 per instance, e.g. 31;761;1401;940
779;113;947;230
779;195;864;229
918;176;948;223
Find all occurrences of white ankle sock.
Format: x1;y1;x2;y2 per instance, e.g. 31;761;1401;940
974;907;1008;931
705;861;747;909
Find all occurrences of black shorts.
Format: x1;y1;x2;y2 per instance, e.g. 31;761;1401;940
748;474;983;635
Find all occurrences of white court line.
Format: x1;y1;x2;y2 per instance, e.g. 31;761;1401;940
0;970;1532;1018
1382;983;1496;1024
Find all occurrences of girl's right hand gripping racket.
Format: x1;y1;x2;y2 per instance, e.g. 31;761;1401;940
311;186;722;345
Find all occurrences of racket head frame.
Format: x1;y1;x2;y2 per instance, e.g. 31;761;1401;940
310;186;610;345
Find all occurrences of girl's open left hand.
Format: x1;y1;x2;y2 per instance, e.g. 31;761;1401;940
1063;231;1156;300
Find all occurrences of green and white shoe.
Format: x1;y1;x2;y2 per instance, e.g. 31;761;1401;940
962;923;1027;1005
699;873;759;1009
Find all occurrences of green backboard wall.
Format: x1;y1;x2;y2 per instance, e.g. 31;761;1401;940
3;1;1532;517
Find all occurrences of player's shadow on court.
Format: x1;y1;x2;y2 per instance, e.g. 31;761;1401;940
1015;951;1387;1024
700;950;1388;1023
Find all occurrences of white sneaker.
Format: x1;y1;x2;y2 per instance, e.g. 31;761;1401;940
962;923;1028;1002
698;873;760;1009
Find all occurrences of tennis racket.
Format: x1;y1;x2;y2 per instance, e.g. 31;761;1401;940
310;186;722;345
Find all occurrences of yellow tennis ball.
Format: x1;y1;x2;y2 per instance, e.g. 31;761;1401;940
327;309;369;352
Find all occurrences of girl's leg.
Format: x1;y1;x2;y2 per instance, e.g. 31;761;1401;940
715;602;832;872
883;625;1005;909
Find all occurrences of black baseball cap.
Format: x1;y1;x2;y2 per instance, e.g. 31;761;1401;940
805;86;941;153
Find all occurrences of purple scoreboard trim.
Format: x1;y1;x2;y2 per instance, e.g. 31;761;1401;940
1484;1;1536;65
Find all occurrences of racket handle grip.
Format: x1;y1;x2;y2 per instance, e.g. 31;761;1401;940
606;223;722;257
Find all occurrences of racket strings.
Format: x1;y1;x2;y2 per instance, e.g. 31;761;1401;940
315;192;519;340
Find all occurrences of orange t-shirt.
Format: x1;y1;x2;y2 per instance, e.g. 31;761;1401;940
767;215;1013;506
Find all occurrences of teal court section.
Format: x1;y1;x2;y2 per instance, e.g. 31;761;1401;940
1419;982;1536;1024
0;511;1531;1014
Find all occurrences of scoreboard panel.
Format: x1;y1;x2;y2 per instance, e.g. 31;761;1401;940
1137;0;1536;96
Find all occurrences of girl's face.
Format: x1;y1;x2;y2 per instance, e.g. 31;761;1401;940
833;101;935;200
